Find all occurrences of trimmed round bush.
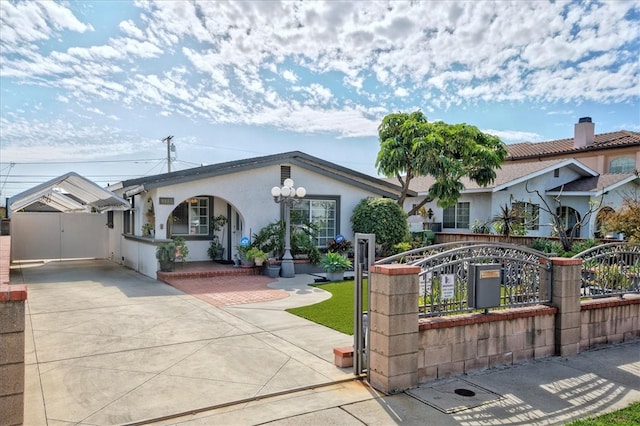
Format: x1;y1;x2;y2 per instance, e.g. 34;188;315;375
351;197;408;255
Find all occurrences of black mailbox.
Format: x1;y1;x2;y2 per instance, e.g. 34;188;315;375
468;264;502;310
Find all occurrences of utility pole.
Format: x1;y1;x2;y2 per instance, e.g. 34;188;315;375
162;135;174;172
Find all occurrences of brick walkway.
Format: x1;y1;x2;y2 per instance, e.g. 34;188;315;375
161;274;289;306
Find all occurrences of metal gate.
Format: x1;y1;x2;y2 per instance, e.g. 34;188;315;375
376;242;552;317
10;212;108;261
572;242;640;297
353;233;375;377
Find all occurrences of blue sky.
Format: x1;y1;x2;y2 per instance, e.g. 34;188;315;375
1;0;639;201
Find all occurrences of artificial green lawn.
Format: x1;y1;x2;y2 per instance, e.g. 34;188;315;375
286;279;368;335
564;401;640;425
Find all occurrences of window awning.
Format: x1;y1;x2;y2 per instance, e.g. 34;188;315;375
8;172;131;214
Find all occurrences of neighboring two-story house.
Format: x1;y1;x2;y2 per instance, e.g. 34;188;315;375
401;117;640;239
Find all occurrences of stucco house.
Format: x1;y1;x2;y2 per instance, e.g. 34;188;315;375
106;151;408;278
401;117;640;239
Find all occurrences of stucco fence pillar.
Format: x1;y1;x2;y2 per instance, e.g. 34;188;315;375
550;257;582;357
0;284;27;426
368;264;420;394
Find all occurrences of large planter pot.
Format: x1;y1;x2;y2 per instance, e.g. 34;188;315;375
159;260;175;272
266;265;281;278
214;248;224;260
326;271;345;281
240;257;254;267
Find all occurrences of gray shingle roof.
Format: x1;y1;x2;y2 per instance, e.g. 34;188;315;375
119;151;410;198
389;158;590;193
548;173;638;193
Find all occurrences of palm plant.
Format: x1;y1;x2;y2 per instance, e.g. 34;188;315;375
492;204;523;237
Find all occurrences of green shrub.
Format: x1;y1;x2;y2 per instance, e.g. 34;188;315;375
530;238;601;257
351;197;408;256
155;241;176;262
392;242;412;254
252;220;321;264
530;238;562;255
566;238;600;257
252;221;285;257
471;219;492;234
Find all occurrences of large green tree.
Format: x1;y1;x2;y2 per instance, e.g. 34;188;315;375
376;111;507;215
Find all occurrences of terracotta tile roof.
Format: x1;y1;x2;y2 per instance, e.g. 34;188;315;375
548;173;638;193
506;130;640;159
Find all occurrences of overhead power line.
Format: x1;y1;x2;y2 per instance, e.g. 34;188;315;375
0;158;165;166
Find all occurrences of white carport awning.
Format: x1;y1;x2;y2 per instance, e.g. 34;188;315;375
9;172;130;213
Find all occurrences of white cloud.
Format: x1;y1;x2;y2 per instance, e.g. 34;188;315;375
282;70;298;83
547;110;574;116
0;0;638;156
0;116;156;161
482;129;543;143
394;87;409;98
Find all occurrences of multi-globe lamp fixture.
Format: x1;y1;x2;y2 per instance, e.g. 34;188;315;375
271;178;306;278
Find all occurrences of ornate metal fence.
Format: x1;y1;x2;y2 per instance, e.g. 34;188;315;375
572;243;640;298
376;242;552;317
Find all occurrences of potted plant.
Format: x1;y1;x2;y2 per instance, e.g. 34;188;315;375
142;202;155;236
320;252;352;281
245;247;266;266
156;241;176;272
236;245;253;267
207;237;224;261
252;248;267;266
173;237;189;264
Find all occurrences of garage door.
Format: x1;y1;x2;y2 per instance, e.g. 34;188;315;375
11;212;108;261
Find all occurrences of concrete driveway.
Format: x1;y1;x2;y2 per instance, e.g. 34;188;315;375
17;259;353;425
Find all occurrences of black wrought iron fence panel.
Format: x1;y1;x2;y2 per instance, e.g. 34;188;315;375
378;243;551;317
572;243;640;298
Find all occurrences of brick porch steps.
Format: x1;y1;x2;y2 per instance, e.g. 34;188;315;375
156;262;262;283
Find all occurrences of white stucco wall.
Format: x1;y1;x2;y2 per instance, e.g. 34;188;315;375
116;162;394;278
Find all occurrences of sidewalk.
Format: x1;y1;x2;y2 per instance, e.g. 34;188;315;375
149;340;640;425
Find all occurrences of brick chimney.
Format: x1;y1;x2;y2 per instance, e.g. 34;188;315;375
574;117;594;148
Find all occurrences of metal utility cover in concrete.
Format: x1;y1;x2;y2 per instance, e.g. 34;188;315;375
407;378;502;414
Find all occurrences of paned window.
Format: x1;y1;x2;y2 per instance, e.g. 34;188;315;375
290;198;338;247
609;157;635;174
123;197;134;234
171;197;209;236
443;202;470;229
513;202;540;230
557;206;581;235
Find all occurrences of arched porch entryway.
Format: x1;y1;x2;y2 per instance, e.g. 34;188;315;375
147;194;245;262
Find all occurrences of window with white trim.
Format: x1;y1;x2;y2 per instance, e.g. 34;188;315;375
609;157;634;174
513;201;540;230
171;197;209;236
443;202;470;229
123;197;134;234
290;198;337;247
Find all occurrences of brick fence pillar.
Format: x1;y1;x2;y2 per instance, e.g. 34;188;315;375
368;264;420;394
551;257;582;357
0;284;27;426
